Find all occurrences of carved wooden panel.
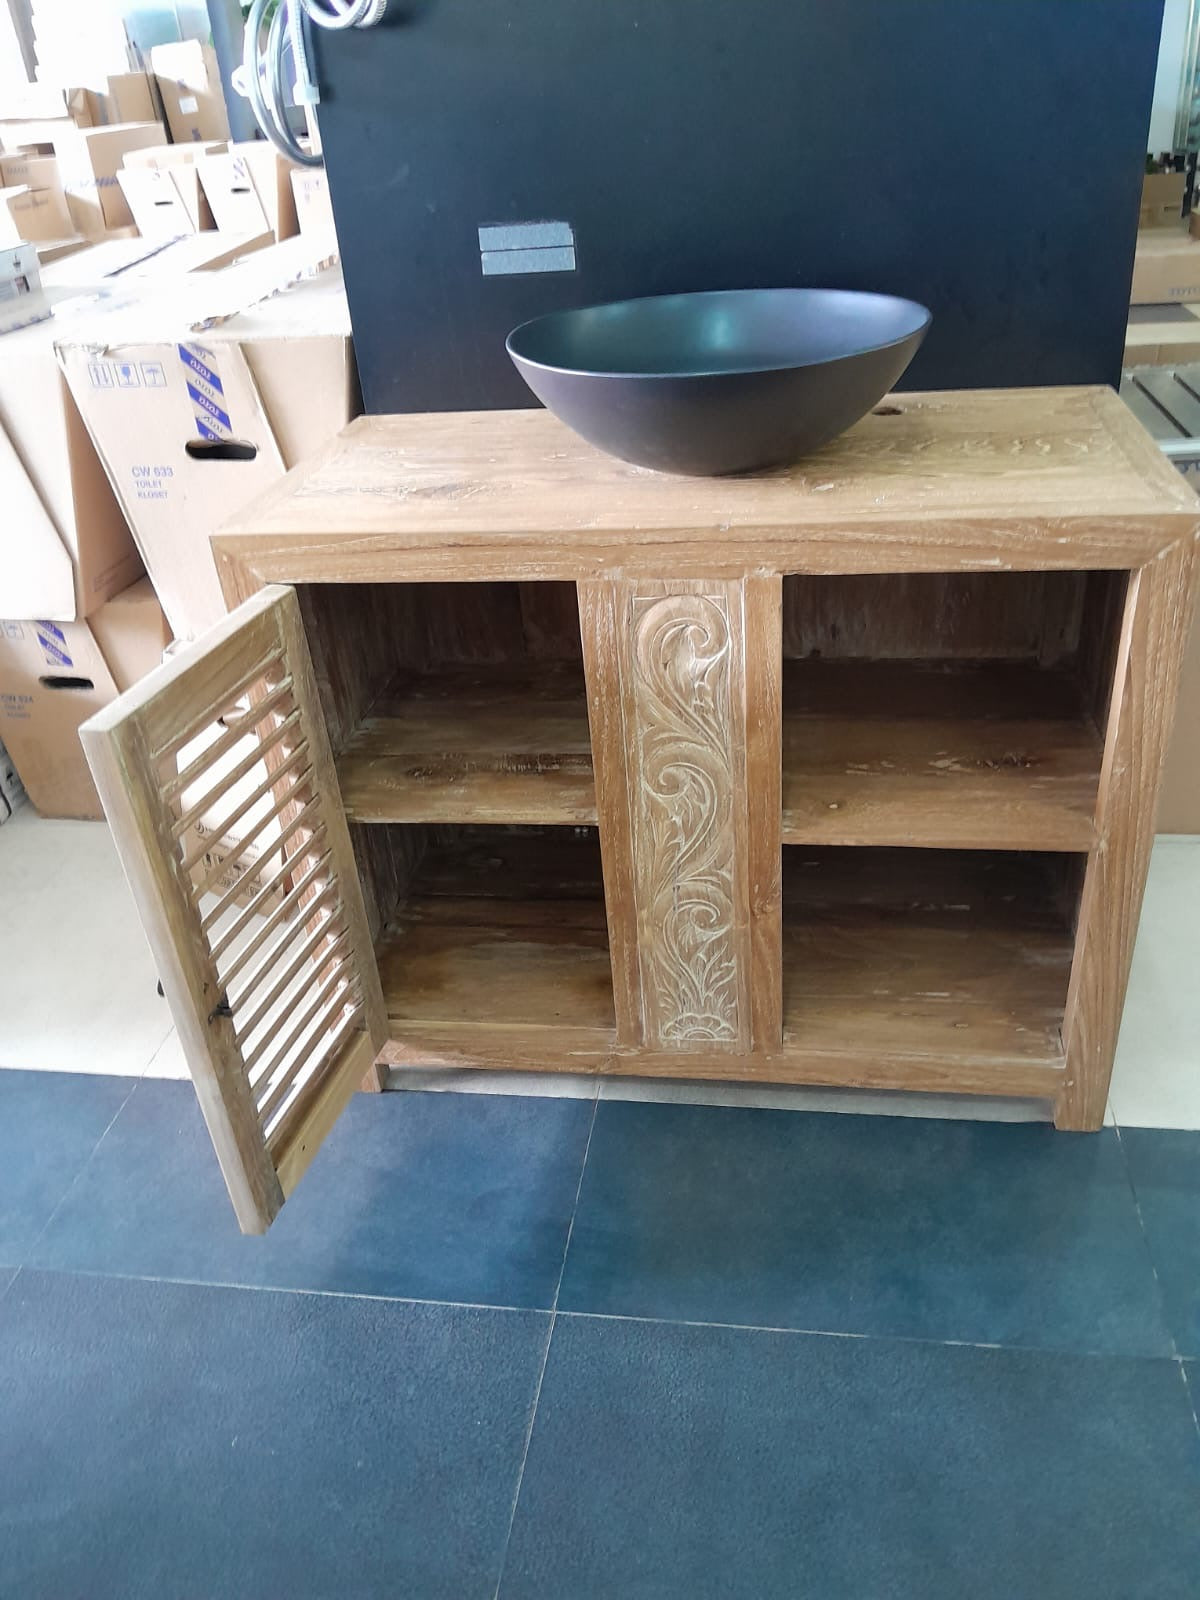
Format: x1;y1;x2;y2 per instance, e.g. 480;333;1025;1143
628;588;746;1045
581;577;781;1056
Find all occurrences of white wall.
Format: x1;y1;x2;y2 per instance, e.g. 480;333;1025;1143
1149;0;1193;149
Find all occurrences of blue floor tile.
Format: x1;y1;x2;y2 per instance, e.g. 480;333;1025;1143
559;1103;1171;1355
500;1315;1200;1600
1121;1128;1200;1358
32;1078;592;1308
0;1269;548;1600
0;1070;131;1266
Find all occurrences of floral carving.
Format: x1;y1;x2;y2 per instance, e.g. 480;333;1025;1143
629;592;740;1044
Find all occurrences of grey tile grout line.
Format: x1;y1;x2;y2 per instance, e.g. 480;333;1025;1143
1177;1359;1200;1440
1113;1121;1185;1359
11;1260;1186;1368
490;1084;601;1600
552;1305;1189;1364
1114;1121;1200;1437
7;1263;544;1318
20;1075;141;1266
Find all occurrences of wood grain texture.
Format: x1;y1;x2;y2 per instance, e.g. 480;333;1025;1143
214;389;1197;591
744;576;784;1049
781;571;1087;664
377;826;615;1040
380;1033;1064;1097
191;388;1197;1125
375;837;1066;1097
1059;535;1200;1129
783;846;1071;1078
80;585;387;1231
335;662;596;824
579;580;643;1046
781;660;1102;851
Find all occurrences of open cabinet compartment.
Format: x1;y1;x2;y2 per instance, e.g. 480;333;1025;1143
782;844;1082;1082
297;581;595;826
354;822;616;1048
780;571;1127;851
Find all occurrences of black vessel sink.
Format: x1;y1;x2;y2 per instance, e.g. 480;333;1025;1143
506;288;931;476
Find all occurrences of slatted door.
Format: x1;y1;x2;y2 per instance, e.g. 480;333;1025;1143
80;584;387;1234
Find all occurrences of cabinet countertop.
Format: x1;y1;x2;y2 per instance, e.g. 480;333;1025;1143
214;387;1199;594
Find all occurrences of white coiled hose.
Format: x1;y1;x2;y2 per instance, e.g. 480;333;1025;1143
238;0;388;166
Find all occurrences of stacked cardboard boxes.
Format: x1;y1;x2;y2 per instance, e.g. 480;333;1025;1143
0;67;172;250
0;277;170;817
0;579;172;820
57;239;358;639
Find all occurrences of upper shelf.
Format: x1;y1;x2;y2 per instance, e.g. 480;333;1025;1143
336;653;1102;848
781;660;1102;852
336;661;597;826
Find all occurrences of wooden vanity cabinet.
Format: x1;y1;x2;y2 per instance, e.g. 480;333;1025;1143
81;388;1199;1232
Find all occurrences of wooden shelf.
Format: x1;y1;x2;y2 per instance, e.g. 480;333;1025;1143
377;828;615;1040
336;663;596;825
781;660;1102;851
781;847;1072;1087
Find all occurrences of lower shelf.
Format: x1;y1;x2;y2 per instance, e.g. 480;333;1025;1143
377;827;616;1039
781;660;1103;851
781;847;1074;1085
376;834;1072;1099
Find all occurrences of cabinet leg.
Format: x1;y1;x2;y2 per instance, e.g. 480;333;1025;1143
360;1058;387;1093
1058;542;1196;1132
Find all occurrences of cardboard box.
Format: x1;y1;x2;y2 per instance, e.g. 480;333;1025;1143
35;236;90;266
88;575;172;693
58;247;357;638
1130;230;1200;305
117;165;214;238
39;231;271;294
0;184;74;246
124;140;228;171
200;144;298;242
80;73;162;130
1140;171;1185;229
53;121;165;236
125;231;273;277
0;578;170;819
151;41;231;145
291;166;335;237
0;240;50;332
0;153;60;191
0;734;27;823
0;286;143;622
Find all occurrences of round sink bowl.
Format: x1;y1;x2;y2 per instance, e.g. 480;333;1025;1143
506;288;931;476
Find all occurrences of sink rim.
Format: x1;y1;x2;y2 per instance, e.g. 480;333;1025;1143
506;287;933;383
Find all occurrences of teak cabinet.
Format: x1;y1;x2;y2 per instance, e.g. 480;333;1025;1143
81;388;1199;1233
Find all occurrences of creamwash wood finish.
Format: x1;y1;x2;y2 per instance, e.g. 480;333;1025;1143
84;388;1198;1231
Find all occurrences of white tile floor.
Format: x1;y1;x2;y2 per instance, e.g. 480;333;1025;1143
1;807;1196;1129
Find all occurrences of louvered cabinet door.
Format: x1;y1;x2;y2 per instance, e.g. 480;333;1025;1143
80;584;387;1234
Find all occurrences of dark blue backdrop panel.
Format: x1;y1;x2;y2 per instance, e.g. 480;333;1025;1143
313;0;1163;414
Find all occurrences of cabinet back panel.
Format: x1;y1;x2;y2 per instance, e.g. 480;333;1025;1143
781;572;1086;664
